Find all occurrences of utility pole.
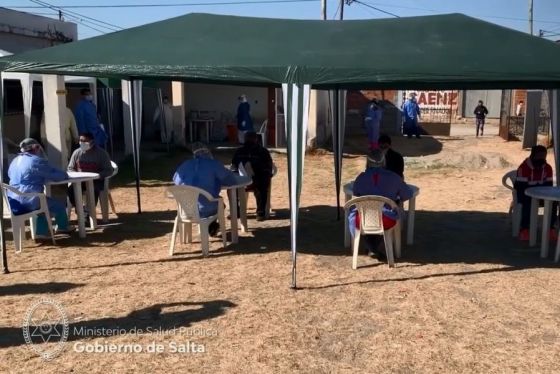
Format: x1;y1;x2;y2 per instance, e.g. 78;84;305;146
529;0;534;35
339;0;344;20
321;0;327;20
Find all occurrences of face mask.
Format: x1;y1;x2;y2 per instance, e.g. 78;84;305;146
85;95;93;101
79;141;91;151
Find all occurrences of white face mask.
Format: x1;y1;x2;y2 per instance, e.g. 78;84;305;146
85;95;93;101
79;141;91;151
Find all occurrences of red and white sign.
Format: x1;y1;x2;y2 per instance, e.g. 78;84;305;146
405;90;458;109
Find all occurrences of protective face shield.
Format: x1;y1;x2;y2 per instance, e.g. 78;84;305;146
19;138;47;159
191;142;213;159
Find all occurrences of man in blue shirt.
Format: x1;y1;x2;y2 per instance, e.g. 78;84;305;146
349;149;413;260
8;138;73;238
236;94;254;144
173;143;238;235
74;88;107;149
402;92;421;139
364;99;383;150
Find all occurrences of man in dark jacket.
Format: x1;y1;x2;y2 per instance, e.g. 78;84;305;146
231;132;273;221
473;100;489;137
378;134;405;179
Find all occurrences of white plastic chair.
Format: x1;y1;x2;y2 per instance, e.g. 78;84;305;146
257;120;268;148
344;195;402;269
167;185;227;257
99;161;118;223
238;162;276;219
502;170;522;237
2;183;56;252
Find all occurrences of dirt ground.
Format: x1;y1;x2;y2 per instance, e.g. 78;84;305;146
1;124;560;373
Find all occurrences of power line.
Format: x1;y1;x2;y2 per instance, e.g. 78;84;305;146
350;0;399;18
28;0;123;31
12;0;320;8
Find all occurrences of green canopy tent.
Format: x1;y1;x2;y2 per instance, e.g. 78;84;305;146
1;13;560;285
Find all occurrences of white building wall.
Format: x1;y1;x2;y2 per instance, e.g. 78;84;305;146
0;8;77;53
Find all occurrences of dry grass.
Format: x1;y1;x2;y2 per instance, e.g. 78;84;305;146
1;130;560;373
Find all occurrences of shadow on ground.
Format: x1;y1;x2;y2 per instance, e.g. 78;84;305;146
0;282;83;296
0;300;235;348
11;205;557;275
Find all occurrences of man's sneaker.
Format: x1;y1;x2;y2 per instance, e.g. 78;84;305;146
549;229;558;242
34;234;50;241
256;215;265;222
208;221;220;237
519;229;530;241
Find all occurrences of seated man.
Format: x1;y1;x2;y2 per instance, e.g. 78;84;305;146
173;142;238;235
349;149;413;260
515;145;557;241
230;131;274;221
378;134;405;179
7;138;73;238
67;133;113;219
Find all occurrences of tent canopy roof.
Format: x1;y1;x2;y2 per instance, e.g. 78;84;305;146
1;13;560;89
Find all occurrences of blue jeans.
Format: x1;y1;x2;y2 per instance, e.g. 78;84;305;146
35;197;69;235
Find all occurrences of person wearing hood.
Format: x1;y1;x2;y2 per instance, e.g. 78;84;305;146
231;131;274;221
67;132;113;218
236;94;254;144
173;142;238;235
74;88;108;149
402;92;421;139
7;138;73;238
514;145;557;242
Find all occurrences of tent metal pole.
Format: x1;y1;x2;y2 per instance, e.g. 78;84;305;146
0;76;9;274
128;79;142;213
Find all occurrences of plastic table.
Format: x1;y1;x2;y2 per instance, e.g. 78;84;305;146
222;175;252;244
525;186;560;260
46;171;100;238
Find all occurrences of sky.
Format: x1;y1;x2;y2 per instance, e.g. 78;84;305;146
2;0;560;41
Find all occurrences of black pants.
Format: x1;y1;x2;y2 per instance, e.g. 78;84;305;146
68;179;105;211
519;193;558;230
248;175;271;217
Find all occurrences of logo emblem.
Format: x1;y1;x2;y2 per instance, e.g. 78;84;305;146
22;299;69;360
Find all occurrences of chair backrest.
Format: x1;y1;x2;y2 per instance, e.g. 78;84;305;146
238;162;254;178
109;161;119;179
167;185;215;221
1;183;14;218
344;195;399;235
502;170;517;191
258;120;268;134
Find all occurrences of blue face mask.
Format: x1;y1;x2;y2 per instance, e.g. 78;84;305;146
79;141;91;152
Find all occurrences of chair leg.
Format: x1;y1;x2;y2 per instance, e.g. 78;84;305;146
44;211;56;246
100;190;109;223
384;230;395;268
512;205;521;237
200;223;210;257
29;216;36;240
218;204;227;247
239;190;248;232
352;231;361;270
185;223;192;243
169;216;179;256
180;222;185;244
108;192;117;215
12;221;22;254
394;223;402;259
266;187;272;218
